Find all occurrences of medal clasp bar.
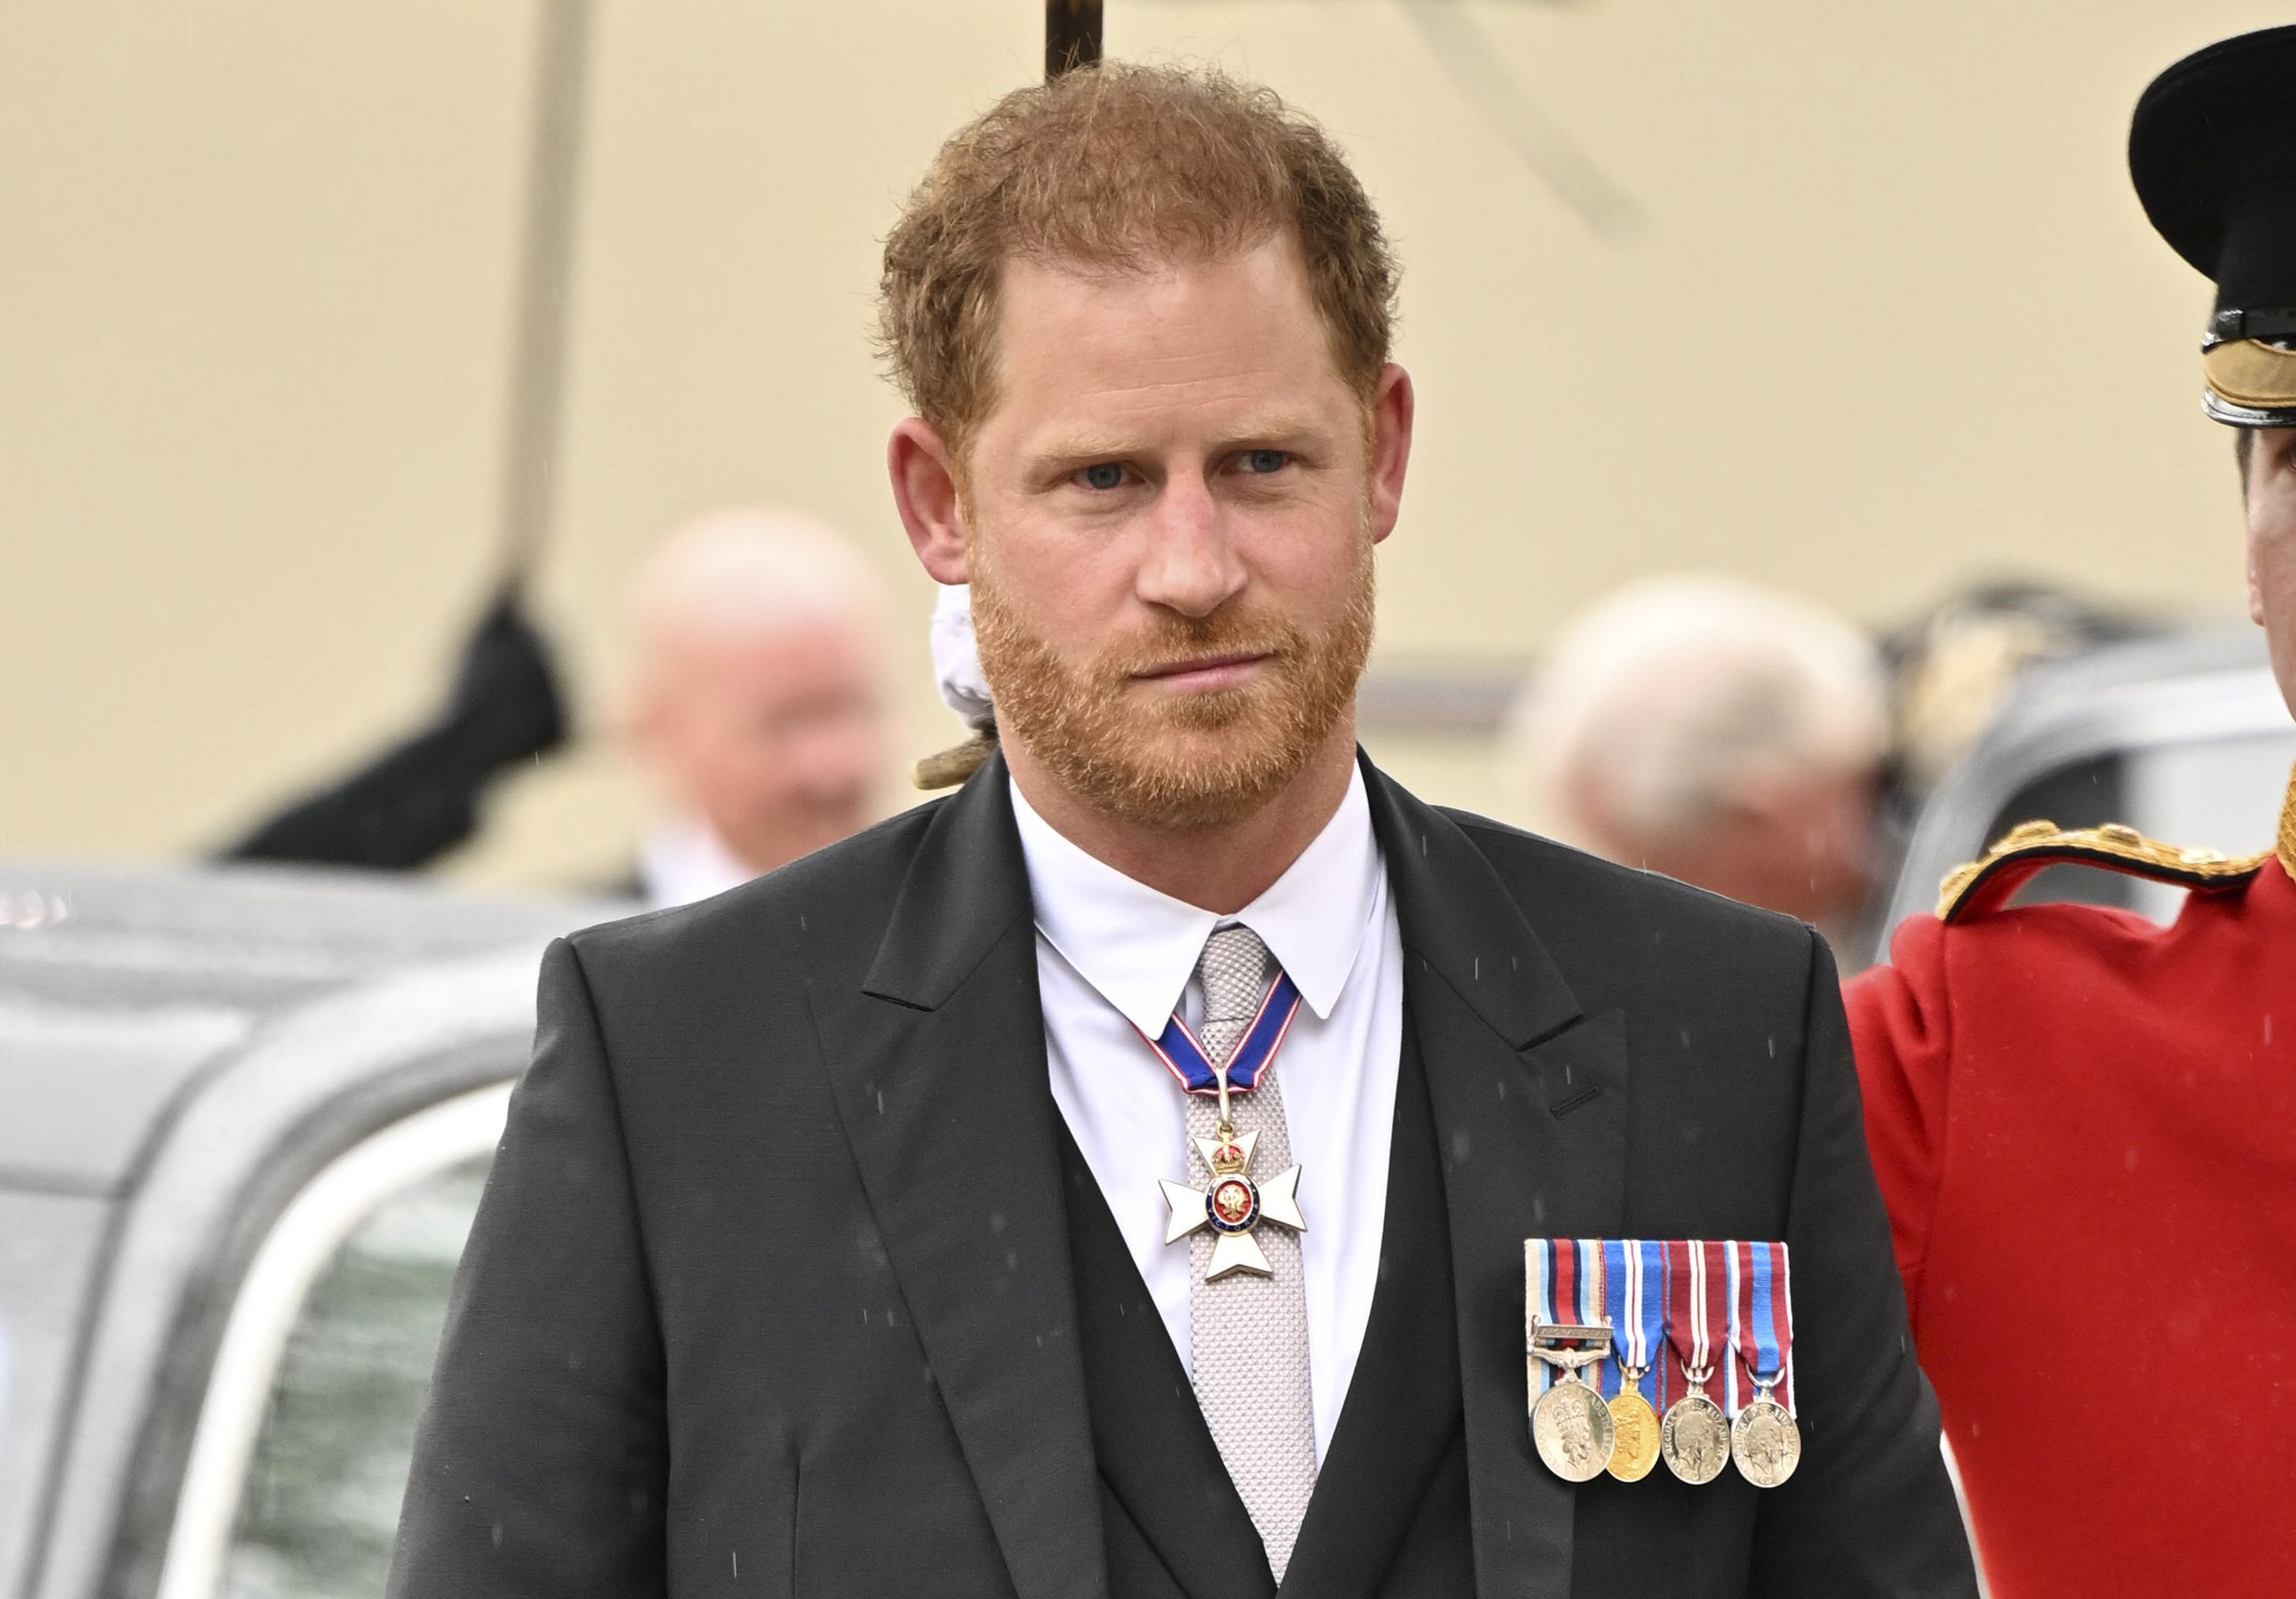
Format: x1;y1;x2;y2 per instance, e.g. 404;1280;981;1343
1530;1321;1613;1349
1528;1321;1613;1380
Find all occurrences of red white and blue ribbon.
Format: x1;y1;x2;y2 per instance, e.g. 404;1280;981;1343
1602;1238;1665;1402
1136;967;1304;1096
1727;1239;1795;1416
1537;1238;1795;1416
1526;1238;1609;1396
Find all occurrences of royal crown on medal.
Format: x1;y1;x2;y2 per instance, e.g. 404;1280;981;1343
1526;1238;1800;1489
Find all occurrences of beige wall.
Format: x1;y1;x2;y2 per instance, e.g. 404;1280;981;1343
4;1;2285;886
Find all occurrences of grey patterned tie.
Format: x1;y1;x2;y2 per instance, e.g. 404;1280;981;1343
1187;925;1316;1579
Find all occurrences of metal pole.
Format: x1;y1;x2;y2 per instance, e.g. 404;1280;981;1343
1045;0;1103;80
495;0;594;593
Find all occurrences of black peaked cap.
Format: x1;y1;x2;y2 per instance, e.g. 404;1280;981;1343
2131;25;2296;321
2131;25;2296;426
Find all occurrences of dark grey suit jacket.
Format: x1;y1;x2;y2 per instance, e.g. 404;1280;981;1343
387;754;1977;1597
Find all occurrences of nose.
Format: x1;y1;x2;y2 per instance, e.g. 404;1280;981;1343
1133;472;1246;619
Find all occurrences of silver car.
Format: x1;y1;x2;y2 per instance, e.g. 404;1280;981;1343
0;865;615;1599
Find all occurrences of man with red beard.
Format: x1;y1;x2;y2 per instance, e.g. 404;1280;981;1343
390;64;1972;1599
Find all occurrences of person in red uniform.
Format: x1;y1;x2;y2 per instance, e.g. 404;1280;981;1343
1845;26;2296;1598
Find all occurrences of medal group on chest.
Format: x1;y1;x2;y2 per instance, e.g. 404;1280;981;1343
1130;963;1804;1492
1527;1238;1800;1489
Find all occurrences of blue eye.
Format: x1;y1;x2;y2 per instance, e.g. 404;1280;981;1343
1243;449;1289;475
1081;462;1125;491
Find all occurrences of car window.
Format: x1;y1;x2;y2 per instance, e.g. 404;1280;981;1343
213;1153;489;1599
154;1085;510;1599
216;1153;489;1599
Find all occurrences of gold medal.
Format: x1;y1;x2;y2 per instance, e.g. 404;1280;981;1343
1730;1387;1802;1488
1531;1374;1615;1482
1660;1389;1730;1485
1605;1373;1662;1483
1602;1242;1666;1484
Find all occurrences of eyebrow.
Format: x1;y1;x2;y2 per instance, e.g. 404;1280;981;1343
1029;414;1332;468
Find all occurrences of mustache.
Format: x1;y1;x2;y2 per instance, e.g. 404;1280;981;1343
1101;611;1303;677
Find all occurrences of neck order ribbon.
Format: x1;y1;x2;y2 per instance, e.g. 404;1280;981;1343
1137;969;1304;1095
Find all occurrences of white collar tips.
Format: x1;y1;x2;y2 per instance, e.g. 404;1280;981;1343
1009;766;1386;1036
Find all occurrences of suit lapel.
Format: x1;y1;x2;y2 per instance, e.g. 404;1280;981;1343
808;759;1109;1599
1363;759;1632;1599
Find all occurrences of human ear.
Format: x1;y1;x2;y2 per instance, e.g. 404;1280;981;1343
1365;363;1416;546
888;417;971;585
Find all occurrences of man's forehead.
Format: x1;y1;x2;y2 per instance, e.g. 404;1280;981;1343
984;238;1352;446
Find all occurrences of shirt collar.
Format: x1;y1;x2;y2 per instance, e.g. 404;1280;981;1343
1009;764;1384;1036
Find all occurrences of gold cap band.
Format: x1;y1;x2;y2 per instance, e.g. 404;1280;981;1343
2203;338;2296;413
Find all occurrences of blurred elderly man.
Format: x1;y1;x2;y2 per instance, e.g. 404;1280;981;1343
1512;575;1890;954
621;507;889;907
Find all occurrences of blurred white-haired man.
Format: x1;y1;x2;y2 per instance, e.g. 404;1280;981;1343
1509;574;1889;958
621;507;889;907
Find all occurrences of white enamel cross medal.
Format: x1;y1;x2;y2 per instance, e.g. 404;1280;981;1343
1137;962;1310;1283
1159;1124;1308;1280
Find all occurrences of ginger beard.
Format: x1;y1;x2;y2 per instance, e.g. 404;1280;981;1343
970;520;1377;831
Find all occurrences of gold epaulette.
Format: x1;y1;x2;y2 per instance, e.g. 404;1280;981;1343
1936;818;2272;924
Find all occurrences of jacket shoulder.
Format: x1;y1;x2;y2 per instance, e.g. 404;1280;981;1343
1934;817;2269;924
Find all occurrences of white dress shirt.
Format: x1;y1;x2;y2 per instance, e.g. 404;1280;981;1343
1012;766;1404;1464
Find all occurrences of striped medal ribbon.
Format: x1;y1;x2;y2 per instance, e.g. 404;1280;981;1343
1525;1239;1616;1481
1726;1240;1802;1487
1658;1240;1732;1484
1135;968;1303;1095
1601;1239;1666;1481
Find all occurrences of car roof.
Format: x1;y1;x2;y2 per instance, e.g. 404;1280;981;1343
2;861;629;1599
0;860;619;1195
